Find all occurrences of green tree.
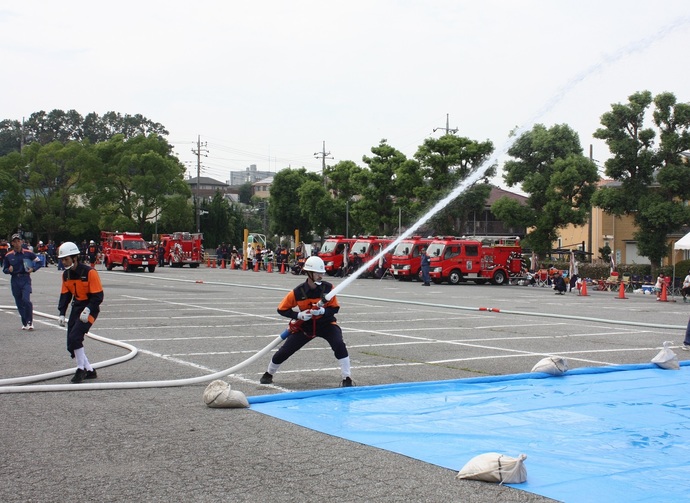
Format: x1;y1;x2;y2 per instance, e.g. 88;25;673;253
493;124;599;256
201;191;237;247
325;160;366;235
238;182;253;204
592;91;690;269
158;194;195;233
0;109;169;155
414;134;495;234
269;167;319;237
0;152;26;236
90;134;190;233
353;140;409;235
0;120;22;157
298;179;332;238
19;141;101;242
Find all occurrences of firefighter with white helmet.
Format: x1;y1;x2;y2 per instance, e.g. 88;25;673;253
260;255;354;387
57;241;104;383
86;239;99;266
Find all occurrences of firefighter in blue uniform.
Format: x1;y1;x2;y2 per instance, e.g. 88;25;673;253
2;233;42;330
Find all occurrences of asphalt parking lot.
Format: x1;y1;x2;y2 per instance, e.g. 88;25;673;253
2;264;688;502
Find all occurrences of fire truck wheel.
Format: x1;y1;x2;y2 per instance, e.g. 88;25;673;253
449;270;462;285
122;258;130;272
190;263;199;268
148;265;156;273
105;259;114;271
492;270;507;285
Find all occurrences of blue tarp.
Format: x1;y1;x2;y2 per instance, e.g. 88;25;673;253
250;363;690;502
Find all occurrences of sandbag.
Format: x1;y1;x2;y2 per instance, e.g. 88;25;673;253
203;379;249;408
651;341;679;370
456;452;527;484
531;356;568;375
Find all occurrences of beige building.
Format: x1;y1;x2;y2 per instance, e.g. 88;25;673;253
252;176;273;199
556;181;688;267
557;209;646;266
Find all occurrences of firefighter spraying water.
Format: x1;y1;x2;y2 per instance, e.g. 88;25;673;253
259;256;354;387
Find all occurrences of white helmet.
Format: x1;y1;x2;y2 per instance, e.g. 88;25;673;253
58;241;80;258
303;256;326;273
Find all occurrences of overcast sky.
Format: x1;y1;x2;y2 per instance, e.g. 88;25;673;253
2;1;689;187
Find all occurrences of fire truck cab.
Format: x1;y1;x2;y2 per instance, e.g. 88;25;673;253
318;235;356;276
101;231;157;272
159;232;203;268
428;236;522;285
389;236;433;281
348;236;393;278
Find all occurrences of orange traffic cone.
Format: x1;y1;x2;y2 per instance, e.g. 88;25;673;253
206;257;210;268
212;259;216;268
253;260;259;272
615;281;627;299
230;259;235;270
658;282;669;302
242;260;247;271
221;259;226;269
267;262;273;273
280;262;285;274
579;279;589;296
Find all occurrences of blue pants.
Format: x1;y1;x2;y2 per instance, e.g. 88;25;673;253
66;314;91;357
11;276;33;326
421;266;430;284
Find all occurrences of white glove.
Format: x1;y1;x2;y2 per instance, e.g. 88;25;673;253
79;307;91;323
297;310;312;321
58;315;66;327
311;307;325;317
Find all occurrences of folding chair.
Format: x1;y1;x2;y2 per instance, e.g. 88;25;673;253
621;273;633;292
631;274;642;290
671;277;683;297
536;269;549;287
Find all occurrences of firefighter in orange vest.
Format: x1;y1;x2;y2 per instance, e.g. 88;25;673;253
87;240;99;265
57;241;104;383
0;238;9;263
260;256;353;387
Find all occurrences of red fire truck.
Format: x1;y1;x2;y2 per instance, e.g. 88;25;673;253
389;236;434;281
318;235;357;276
348;236;394;278
428;236;522;285
158;232;204;268
101;231;157;272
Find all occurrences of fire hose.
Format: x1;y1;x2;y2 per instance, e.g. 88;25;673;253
0;307;291;394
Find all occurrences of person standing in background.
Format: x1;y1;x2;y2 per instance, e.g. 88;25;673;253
3;233;42;330
420;247;431;286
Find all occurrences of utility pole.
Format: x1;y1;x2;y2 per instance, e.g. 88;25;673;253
433;113;458;135
314;140;333;186
588;144;594;262
20;117;25;152
191;135;208;233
